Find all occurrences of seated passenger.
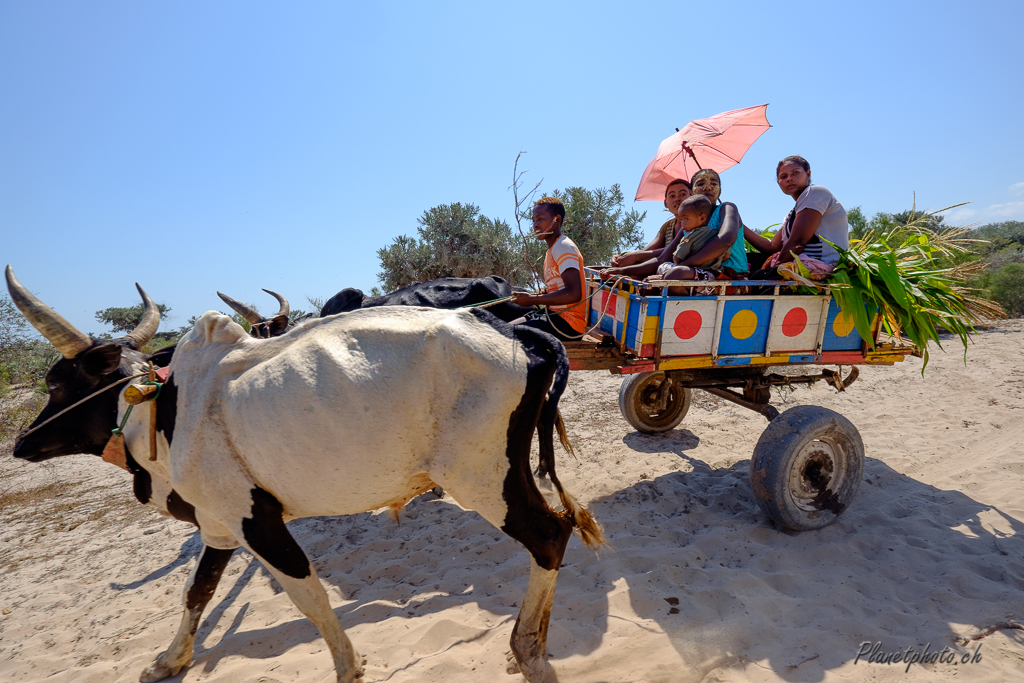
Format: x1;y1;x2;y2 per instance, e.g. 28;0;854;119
610;179;691;267
646;195;723;294
744;155;850;279
602;169;748;280
510;197;587;341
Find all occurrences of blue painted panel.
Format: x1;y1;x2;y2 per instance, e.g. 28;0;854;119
715;357;752;366
717;300;773;354
822;299;867;351
625;295;641;349
788;354;817;363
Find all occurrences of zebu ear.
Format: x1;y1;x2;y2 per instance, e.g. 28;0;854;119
79;342;124;378
267;314;290;337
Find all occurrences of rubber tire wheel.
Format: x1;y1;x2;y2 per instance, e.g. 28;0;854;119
749;405;864;531
618;371;692;434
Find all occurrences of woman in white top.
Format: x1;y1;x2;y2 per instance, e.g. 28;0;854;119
744;155;849;274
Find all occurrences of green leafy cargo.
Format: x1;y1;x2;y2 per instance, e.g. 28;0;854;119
825;207;1004;369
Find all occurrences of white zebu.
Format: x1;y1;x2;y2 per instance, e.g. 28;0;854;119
114;307;603;682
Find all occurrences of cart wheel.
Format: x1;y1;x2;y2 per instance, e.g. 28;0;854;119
749;405;864;531
618;371;692;434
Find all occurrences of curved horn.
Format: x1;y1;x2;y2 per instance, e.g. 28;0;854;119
216;291;263;324
262;289;289;318
122;283;160;350
5;265;93;359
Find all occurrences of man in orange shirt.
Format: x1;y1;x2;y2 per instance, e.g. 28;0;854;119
511;197;586;341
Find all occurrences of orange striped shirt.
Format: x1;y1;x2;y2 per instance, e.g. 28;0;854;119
543;235;587;333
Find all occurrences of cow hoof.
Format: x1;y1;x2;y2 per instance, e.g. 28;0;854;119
508;637;549;681
139;656;185;682
327;657;366;683
505;650;522;675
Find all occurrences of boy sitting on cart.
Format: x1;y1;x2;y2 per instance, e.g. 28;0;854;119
510;197;587;340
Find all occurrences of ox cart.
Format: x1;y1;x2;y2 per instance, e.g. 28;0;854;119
563;268;920;532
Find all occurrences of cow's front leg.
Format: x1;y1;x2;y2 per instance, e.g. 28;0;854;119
240;487;362;683
140;546;235;682
506;557;562;681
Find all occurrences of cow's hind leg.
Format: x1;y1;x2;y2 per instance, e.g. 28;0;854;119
140;546;235;682
239;487;361;683
444;334;573;679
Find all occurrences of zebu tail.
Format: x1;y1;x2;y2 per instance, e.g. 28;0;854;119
535;331;575;477
512;325;605;550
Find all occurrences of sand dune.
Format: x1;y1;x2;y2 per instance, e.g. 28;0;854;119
2;320;1023;682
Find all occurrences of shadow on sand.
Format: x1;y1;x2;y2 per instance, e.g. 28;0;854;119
115;434;1024;682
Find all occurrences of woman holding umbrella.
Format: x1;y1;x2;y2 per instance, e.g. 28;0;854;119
686;169;749;279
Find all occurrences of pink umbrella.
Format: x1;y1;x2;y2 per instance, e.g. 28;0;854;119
635;104;771;201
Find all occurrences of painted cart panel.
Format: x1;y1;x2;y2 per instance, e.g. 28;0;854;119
584;276;883;364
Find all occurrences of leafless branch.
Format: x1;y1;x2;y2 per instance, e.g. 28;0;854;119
510;151;543;287
957;621;1024;644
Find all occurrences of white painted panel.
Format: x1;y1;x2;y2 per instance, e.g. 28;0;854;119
660;299;718;356
765;296;829;353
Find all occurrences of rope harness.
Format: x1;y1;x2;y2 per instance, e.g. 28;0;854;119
458;276;628;342
18;372;149;440
103;363;166;467
18;359;169;471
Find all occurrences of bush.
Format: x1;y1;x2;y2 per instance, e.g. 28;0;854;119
1;295;57;392
0;339;57;392
376;203;529;292
375;185;646;293
987;263;1024;318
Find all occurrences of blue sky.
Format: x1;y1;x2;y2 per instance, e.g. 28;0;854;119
2;1;1021;334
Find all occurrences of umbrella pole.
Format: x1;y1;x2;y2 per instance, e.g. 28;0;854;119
680;140;702;170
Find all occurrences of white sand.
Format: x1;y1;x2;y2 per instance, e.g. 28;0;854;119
2;320;1023;683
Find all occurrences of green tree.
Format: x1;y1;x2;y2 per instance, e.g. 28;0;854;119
529;185;646;272
846;206;869;241
376;203;531;292
94;302;171;334
974;221;1024;255
375;186;646;293
984;263;1024;317
889;209;945;231
978;264;1024;319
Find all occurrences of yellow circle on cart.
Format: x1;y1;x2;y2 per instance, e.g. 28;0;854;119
729;309;758;340
832;312;856;337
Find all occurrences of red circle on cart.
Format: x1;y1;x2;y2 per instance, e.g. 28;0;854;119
782;307;808;337
673;310;702;340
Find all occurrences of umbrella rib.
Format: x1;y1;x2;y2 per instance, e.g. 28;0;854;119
638;105;770;201
695;144;743;164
